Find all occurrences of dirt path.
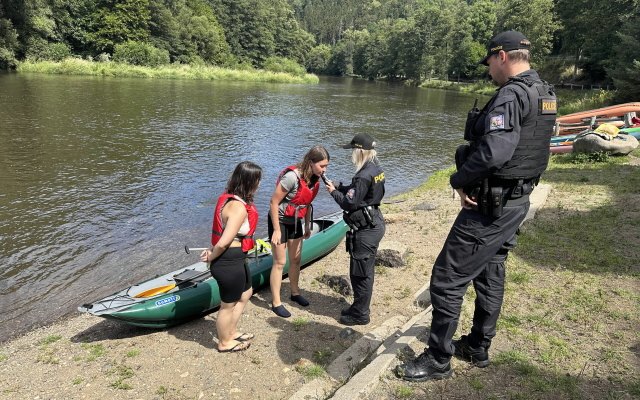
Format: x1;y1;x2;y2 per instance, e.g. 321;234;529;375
0;186;459;400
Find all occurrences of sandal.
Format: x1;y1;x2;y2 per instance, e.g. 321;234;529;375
218;341;251;353
234;332;255;342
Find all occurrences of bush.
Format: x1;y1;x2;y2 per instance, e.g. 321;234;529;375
262;56;306;76
26;41;71;62
306;44;332;74
113;41;170;67
0;18;19;69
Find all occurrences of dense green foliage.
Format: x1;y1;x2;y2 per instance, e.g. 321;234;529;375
0;0;638;98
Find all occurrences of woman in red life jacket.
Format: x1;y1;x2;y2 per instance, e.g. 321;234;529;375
200;161;262;352
269;145;330;318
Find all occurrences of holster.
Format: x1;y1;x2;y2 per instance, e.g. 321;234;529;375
343;207;375;231
345;230;354;254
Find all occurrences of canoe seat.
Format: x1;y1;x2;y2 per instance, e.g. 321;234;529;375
173;269;208;285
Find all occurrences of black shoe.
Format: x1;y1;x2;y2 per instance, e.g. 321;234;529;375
452;335;490;368
339;314;370;325
340;307;353;316
271;305;291;318
290;294;310;307
395;351;453;382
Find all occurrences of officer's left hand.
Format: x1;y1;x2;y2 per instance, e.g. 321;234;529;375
456;188;477;209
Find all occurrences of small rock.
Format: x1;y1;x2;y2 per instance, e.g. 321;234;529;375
316;274;352;296
230;388;241;394
339;328;356;339
376;240;409;268
180;372;189;378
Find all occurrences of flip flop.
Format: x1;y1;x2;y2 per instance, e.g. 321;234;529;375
234;333;255;342
218;341;251;353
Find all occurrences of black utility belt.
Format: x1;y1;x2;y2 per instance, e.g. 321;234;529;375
466;180;534;218
343;206;379;230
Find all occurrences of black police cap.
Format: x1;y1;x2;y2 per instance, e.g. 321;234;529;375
479;31;531;66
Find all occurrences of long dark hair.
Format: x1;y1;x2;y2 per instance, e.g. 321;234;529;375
297;145;330;185
226;161;262;203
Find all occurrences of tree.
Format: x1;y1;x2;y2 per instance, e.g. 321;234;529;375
85;0;150;54
608;5;640;101
555;0;635;82
496;0;559;66
0;14;19;69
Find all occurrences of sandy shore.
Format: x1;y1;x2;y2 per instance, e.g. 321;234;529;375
0;180;458;400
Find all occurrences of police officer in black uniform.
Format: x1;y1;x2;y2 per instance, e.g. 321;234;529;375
396;31;557;381
325;133;386;325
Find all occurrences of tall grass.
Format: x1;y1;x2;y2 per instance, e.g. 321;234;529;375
17;58;319;84
420;79;616;115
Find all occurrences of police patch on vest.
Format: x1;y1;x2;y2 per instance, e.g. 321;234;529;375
489;115;505;130
347;188;355;199
539;98;557;114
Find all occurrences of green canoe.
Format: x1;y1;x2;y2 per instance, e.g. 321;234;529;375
78;211;348;328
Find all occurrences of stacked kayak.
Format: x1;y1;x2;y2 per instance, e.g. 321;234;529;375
555;102;640;136
551;101;640;154
78;211;348;328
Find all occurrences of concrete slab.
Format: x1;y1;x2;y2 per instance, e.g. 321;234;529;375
524;183;550;223
330;307;432;400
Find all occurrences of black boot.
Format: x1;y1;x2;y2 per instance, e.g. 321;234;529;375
339;313;370;325
452;335;490;368
395;351;452;382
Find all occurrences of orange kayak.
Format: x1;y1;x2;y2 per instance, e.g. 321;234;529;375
557;103;640;124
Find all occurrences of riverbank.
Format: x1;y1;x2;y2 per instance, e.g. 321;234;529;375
420;79;615;115
16;58;319;84
1;153;638;399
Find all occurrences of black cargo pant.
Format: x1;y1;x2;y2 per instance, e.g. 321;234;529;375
428;197;530;363
349;212;385;318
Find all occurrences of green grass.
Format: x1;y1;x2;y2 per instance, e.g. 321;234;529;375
394;384;414;398
295;363;325;380
312;348;333;366
291;317;309;331
109;365;135;390
17;58;319;84
126;349;140;358
81;343;106;361
38;335;62;345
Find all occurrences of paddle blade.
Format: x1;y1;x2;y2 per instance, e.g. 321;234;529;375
133;284;177;298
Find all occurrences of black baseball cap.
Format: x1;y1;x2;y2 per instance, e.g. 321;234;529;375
479;31;531;66
342;133;376;150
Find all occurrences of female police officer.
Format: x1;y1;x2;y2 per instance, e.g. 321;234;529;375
325;133;386;325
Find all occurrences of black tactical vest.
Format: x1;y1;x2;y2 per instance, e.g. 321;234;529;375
493;77;557;180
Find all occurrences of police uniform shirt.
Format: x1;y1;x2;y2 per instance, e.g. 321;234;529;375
331;160;385;211
450;69;541;190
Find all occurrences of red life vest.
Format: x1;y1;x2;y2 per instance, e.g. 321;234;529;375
211;194;259;253
277;166;319;219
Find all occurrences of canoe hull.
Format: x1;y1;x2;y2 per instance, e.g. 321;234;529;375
79;212;348;328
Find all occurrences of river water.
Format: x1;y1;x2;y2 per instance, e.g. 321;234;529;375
0;73;478;340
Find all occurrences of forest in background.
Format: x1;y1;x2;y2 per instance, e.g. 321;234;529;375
0;0;638;100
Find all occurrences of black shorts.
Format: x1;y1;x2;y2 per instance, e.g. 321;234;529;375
268;214;303;242
210;247;252;303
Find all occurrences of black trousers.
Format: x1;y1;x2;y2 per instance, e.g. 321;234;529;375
348;213;385;318
428;199;530;363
